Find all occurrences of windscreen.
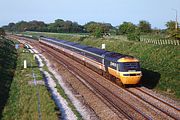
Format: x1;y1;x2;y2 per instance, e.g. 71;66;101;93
119;62;141;72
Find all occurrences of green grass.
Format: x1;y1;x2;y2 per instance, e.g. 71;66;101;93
23;31;88;39
23;32;180;99
0;38;17;119
1;47;58;120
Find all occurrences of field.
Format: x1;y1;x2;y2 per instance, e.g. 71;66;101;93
1;39;58;120
23;32;180;99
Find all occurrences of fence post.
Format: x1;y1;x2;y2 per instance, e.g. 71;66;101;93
171;40;173;45
140;37;179;46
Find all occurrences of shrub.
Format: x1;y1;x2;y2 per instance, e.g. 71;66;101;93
93;28;103;38
0;28;6;37
127;30;140;41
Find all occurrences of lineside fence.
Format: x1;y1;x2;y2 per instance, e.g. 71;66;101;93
140;37;180;46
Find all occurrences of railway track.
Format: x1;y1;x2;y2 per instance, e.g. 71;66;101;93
126;87;180;120
39;44;150;120
136;87;180;111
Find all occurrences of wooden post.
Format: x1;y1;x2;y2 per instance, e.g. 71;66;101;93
102;44;105;49
24;60;27;68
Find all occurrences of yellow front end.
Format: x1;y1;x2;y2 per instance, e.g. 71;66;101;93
117;57;142;85
119;72;142;84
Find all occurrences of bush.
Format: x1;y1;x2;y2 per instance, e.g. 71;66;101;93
93;28;103;38
127;31;140;41
0;28;6;37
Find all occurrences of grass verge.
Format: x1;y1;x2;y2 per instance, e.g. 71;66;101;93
2;47;58;120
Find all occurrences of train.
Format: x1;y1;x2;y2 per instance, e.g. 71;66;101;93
39;37;142;85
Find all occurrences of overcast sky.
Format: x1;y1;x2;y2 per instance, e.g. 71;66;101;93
0;0;180;28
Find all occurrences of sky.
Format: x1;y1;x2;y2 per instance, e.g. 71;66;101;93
0;0;180;29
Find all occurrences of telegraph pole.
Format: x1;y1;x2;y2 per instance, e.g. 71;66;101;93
172;9;178;30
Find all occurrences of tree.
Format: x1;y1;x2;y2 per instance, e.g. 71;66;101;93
47;19;84;33
84;21;112;37
118;22;137;35
14;21;29;32
8;23;16;31
2;19;84;33
84;22;97;33
165;20;180;39
28;20;47;31
138;20;151;33
2;23;15;31
0;28;6;37
166;21;176;31
118;22;140;41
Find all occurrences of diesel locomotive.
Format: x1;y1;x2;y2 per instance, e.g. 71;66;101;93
40;37;142;85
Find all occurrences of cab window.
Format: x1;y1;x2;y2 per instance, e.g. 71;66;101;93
119;62;141;72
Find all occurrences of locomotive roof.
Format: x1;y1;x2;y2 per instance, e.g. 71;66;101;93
104;52;134;62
